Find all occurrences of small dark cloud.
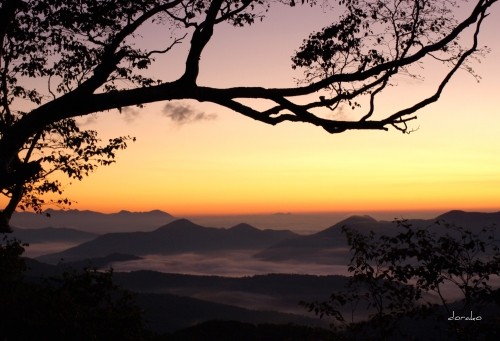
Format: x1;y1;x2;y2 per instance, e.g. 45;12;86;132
162;102;216;124
327;104;348;121
77;114;99;127
119;106;141;123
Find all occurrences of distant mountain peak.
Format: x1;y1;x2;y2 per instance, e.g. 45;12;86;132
171;218;196;224
39;208;172;216
445;209;466;214
147;209;172;216
434;210;500;228
437;210;495;219
116;209;172;216
337;215;378;225
311;215;379;238
436;210;465;218
12;208;177;233
229;223;258;232
44;208;82;214
155;218;203;232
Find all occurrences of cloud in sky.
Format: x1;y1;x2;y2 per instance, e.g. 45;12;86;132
162;102;216;124
76;106;141;126
326;103;349;121
119;106;141;123
76;113;99;127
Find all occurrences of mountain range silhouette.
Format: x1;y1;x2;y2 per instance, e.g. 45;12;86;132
11;209;175;233
37;218;297;264
14;209;499;265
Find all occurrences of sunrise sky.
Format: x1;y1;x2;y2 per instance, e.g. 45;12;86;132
26;2;500;216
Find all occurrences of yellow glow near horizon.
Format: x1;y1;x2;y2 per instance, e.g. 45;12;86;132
56;95;500;216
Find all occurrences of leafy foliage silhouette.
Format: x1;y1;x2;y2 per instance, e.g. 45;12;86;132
303;220;500;340
0;235;148;340
0;0;497;230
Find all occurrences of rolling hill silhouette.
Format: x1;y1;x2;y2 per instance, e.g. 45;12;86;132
11;226;97;244
254;215;393;263
37;219;298;264
254;211;500;262
33;210;500;265
136;292;327;333
22;259;328;333
435;210;500;229
112;271;348;315
11;209;175;233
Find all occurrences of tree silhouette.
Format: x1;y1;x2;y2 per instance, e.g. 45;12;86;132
0;236;148;340
303;220;500;340
0;0;497;231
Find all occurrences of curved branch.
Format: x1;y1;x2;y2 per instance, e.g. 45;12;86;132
180;0;224;84
382;10;487;130
145;33;187;57
272;0;495;97
77;0;184;94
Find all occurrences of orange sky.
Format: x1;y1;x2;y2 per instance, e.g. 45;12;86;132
12;2;500;216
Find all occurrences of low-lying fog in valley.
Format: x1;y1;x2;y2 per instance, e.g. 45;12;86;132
108;251;351;277
24;242;81;258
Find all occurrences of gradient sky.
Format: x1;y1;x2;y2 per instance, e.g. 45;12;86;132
27;2;500;216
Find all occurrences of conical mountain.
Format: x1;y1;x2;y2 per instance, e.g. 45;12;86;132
254;215;391;263
37;219;297;264
435;210;500;231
